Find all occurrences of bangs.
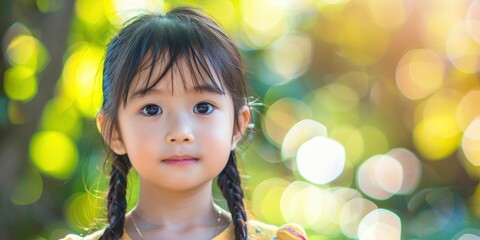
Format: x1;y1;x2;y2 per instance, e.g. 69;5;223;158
130;46;226;102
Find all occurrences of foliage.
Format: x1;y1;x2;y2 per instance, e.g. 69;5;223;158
1;0;480;239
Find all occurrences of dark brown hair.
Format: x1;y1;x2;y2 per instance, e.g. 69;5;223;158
98;6;249;240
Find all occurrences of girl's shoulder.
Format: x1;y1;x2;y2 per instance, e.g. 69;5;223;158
245;219;308;240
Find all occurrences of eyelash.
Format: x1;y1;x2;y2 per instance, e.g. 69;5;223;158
140;102;216;116
141;104;162;116
193;102;215;115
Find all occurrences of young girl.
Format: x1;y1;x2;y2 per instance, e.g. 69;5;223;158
63;7;307;240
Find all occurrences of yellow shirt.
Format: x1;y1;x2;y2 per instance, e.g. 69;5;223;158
61;219;307;240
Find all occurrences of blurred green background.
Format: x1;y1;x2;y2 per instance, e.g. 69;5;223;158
1;0;480;239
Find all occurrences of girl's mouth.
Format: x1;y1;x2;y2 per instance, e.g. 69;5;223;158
162;155;199;165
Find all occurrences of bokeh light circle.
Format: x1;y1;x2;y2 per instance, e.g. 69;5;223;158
457;89;480;130
453;228;480;240
462;118;480;166
466;0;480;44
29;131;78;179
242;0;285;32
281;181;342;233
296;136;346;184
64;192;102;231
413;91;463;160
418;1;465;53
4;66;37;102
446;21;480;73
265;34;313;83
387;148;422;194
75;0;106;25
357;155;397;200
61;44;103;117
358;209;401;240
11;168;43;205
339;197;378;238
407;188;456;236
308;188;341;234
252;178;290;225
423;91;462;138
395;49;445;100
264;98;312;146
374;155;403;194
5;34;49;71
240;0;287;47
281;119;327;161
280;181;316;227
458;234;480;240
40;97;82;139
413;119;461;160
280;181;320;227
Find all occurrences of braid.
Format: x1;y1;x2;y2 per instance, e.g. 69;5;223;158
100;154;131;240
217;151;248;240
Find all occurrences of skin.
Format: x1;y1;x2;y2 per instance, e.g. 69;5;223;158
97;59;250;240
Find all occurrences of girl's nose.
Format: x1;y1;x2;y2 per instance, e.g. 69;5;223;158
165;117;194;144
167;133;194;143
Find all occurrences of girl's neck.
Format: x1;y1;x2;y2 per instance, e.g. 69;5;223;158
133;178;217;227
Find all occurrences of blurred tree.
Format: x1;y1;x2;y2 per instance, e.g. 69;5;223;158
0;0;74;238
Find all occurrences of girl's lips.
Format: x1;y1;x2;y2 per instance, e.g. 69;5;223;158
162;159;198;165
162;155;199;165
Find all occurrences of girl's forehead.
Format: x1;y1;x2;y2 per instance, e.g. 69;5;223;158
129;55;226;97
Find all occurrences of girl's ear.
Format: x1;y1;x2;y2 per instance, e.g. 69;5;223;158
96;112;127;155
231;106;251;150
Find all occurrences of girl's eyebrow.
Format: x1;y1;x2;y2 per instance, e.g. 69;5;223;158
129;84;225;101
191;85;225;95
129;88;164;101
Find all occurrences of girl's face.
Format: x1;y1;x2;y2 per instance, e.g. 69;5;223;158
104;59;249;192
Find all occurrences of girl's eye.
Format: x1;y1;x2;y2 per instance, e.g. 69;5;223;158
141;104;162;116
193;102;214;114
